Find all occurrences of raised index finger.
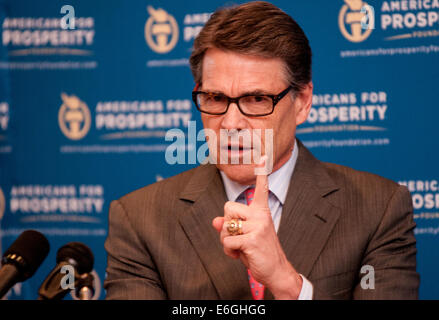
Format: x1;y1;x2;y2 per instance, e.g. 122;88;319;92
251;155;269;208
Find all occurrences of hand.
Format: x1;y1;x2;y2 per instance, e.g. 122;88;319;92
212;157;303;299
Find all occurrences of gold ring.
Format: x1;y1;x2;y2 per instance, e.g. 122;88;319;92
227;219;243;236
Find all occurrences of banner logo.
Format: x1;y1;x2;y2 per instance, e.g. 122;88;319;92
339;0;374;42
298;90;390;149
145;6;179;53
58;93;91;140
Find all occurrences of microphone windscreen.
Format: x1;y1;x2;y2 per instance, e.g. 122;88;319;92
3;230;50;279
56;242;94;274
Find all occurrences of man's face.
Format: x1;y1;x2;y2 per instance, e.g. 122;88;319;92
200;48;312;185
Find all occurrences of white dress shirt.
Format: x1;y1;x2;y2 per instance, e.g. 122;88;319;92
219;139;313;300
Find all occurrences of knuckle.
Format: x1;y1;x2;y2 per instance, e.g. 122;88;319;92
223;236;231;246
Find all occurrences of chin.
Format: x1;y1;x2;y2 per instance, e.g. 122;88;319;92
216;163;257;185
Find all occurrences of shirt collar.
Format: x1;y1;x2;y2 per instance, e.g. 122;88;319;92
220;139;299;204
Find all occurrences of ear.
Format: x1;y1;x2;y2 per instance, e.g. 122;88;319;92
295;82;313;126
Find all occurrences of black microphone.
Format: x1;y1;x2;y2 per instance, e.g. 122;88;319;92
38;242;94;300
0;230;50;299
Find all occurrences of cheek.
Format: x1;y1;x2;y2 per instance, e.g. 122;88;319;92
201;115;220;131
201;116;224;147
272;112;296;148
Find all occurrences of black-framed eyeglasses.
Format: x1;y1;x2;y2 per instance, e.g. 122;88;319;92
192;85;292;117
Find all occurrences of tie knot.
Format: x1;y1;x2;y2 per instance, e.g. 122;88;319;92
244;187;255;205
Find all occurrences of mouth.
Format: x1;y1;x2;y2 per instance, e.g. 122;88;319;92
221;144;252;151
230;144;249;150
219;145;253;163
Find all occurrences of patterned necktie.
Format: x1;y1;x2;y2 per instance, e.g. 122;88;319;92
244;187;265;300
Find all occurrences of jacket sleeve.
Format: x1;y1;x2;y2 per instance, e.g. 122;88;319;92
353;185;420;299
104;199;167;299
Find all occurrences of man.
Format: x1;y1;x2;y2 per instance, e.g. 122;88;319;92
104;1;419;299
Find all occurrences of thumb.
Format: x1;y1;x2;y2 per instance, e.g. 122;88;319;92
212;217;224;233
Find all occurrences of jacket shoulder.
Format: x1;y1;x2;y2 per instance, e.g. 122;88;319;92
323;161;406;201
118;166;196;202
115;165;214;213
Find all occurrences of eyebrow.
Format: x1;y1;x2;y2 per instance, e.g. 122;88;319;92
201;88;273;96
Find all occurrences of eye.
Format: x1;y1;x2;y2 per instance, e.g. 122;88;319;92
203;93;225;103
247;95;270;104
212;94;224;102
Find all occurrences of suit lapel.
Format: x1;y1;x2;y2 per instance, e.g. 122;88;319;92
178;164;252;299
277;141;341;279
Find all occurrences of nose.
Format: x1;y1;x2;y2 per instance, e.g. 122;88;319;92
220;102;247;130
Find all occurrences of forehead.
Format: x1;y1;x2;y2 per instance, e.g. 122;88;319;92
201;48;287;92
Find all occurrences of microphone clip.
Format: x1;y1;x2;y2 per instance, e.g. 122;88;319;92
38;262;94;300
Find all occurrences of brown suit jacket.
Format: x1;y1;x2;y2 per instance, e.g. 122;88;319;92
104;141;419;299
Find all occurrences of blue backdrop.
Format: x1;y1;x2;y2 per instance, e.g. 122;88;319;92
0;0;438;299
